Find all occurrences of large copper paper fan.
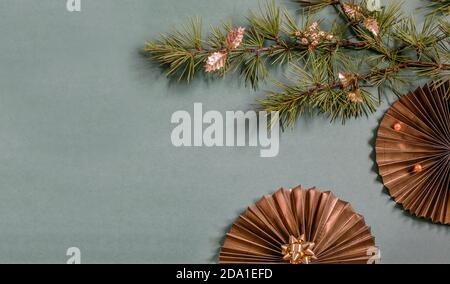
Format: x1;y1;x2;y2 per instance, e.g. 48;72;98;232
376;81;450;225
219;186;378;264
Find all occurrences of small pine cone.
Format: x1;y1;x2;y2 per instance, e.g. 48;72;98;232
338;72;356;88
347;89;364;104
308;22;319;32
204;52;228;73
342;3;364;21
364;17;380;37
308;43;319;50
226;27;246;49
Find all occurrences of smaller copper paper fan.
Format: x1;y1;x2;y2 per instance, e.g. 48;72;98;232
376;81;450;225
219;186;378;264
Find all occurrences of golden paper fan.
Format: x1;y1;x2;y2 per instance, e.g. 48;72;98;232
376;81;450;225
219;186;378;264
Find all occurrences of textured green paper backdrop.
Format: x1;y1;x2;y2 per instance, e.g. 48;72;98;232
0;0;448;263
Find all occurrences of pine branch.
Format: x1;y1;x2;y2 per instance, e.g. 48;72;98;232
258;0;450;127
145;0;450;127
260;60;450;126
145;1;372;89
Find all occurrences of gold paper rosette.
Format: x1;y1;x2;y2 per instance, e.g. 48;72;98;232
376;81;450;225
219;186;378;264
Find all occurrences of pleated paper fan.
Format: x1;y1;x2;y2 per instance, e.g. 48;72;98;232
219;186;378;264
376;81;450;225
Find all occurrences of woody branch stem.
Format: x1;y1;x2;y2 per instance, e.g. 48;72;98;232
297;61;450;96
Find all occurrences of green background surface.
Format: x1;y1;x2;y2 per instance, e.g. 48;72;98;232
0;0;448;263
